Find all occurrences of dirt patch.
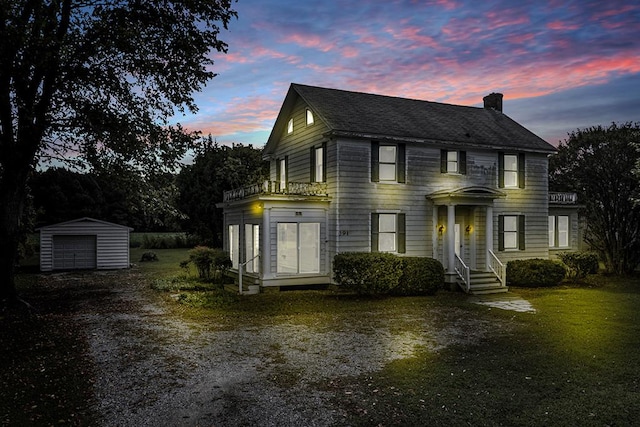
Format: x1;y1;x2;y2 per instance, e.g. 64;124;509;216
6;270;511;426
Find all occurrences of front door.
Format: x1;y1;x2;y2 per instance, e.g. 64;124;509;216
454;223;461;257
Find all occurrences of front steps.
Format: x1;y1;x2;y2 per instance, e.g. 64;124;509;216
459;271;508;295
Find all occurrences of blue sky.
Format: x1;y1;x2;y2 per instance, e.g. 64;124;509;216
175;0;640;147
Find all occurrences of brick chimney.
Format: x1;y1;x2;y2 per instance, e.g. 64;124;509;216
483;92;503;112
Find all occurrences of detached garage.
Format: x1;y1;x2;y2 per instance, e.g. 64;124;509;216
38;217;133;272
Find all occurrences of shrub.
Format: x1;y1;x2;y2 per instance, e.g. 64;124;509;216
557;252;599;280
186;246;232;282
333;252;403;296
140;251;158;262
506;258;566;287
392;257;445;296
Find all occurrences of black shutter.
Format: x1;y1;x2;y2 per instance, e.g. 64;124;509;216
518;153;526;188
397;213;406;253
518;215;526;250
371;141;379;182
498;152;504;188
460;151;467;175
397;144;406;183
322;141;327;182
276;159;281;190
498;215;505;251
440;149;447;173
371;213;379;252
310;147;316;182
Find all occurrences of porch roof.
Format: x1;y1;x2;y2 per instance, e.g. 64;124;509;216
426;186;506;204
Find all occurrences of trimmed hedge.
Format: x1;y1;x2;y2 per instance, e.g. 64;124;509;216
333;253;445;296
557;251;599;280
333;252;403;296
506;258;566;287
392;257;445;296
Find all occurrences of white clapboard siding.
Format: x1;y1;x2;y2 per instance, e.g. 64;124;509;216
38;217;132;271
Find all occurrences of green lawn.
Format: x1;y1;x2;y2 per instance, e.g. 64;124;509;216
152;259;640;426
7;247;640;426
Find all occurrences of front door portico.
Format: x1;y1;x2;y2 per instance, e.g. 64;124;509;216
427;187;505;283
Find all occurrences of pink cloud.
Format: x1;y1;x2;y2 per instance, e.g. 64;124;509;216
282;32;335;52
385;25;441;50
546;20;580;31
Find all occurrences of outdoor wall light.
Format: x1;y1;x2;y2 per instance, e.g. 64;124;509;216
466;225;473;234
438;225;445;235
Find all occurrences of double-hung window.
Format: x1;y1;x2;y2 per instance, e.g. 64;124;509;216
228;224;240;268
440;150;467;174
245;224;260;273
371;142;405;183
549;215;569;248
499;152;525;188
498;215;525;251
371;213;406;253
310;143;326;182
276;157;288;191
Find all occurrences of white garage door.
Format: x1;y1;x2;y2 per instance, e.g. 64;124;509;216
53;235;97;270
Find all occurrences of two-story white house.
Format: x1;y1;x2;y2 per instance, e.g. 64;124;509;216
218;83;579;294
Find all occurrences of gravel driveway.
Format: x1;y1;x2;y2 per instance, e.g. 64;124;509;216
60;270;501;426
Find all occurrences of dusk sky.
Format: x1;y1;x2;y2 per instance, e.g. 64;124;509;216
176;0;640;148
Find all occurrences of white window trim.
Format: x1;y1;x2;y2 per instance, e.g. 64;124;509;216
503;154;519;188
379;145;397;182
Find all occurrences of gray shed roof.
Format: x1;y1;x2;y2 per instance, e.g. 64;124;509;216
264;83;556;155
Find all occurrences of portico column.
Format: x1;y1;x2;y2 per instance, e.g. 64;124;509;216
486;205;493;269
447;204;455;273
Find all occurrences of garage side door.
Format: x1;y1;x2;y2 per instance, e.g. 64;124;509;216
53;235;97;270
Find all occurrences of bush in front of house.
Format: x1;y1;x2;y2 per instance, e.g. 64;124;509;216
506;258;566;287
186;246;232;282
392;257;445;296
333;252;403;296
557;251;599;280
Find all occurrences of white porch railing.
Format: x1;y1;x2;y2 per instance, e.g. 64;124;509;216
488;249;506;286
454;253;471;293
223;181;328;202
238;252;260;295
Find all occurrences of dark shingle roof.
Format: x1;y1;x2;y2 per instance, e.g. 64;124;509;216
265;83;556;154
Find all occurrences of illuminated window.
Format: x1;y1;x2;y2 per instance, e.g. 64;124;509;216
314;147;323;182
441;150;467;174
228;224;239;268
245;224;260;273
372;142;405;183
499;153;524;188
277;222;320;274
287;118;294;134
549;215;569;248
277;157;287;190
372;213;406;253
499;215;525;251
306;109;314;125
379;146;397;181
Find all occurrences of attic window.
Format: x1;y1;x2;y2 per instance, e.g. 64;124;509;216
287;118;294;134
306;109;314;125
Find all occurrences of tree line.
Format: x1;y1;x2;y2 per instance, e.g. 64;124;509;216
29;139;268;246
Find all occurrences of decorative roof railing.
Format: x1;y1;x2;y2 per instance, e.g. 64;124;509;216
223;181;328;202
549;192;577;204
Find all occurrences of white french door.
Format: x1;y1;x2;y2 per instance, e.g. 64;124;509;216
277;222;320;274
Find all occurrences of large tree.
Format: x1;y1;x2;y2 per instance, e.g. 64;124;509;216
0;1;237;303
176;138;268;247
549;122;640;275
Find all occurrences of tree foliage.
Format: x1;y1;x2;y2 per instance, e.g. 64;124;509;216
549;122;640;275
0;1;237;302
176;137;268;247
30;167;182;230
